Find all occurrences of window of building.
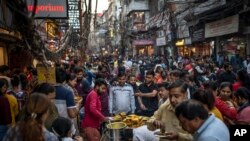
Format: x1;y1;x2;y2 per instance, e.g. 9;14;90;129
133;12;145;23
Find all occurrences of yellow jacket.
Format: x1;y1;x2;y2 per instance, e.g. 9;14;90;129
147;100;192;141
210;107;224;121
5;94;19;126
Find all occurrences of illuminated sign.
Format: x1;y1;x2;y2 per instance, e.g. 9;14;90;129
45;21;58;38
27;0;68;18
68;0;80;31
175;39;184;46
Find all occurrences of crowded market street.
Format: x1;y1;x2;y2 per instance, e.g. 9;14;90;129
1;0;250;141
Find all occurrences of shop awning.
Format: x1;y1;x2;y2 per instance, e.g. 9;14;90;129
0;28;22;42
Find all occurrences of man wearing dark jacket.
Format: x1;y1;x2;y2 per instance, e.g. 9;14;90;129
218;63;236;84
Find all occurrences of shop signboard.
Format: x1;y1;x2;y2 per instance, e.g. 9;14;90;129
175;39;184;46
166;34;172;42
27;0;68;18
205;15;239;38
133;39;154;46
190;25;205;43
68;0;80;31
194;0;226;16
156;37;166;46
185;38;192;45
45;20;58;38
177;23;190;39
37;66;56;84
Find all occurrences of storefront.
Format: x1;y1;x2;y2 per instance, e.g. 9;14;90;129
0;42;7;65
192;42;213;56
187;22;212;57
0;27;34;70
0;28;22;66
176;39;186;56
219;35;246;59
176;40;213;57
205;14;247;58
156;36;167;56
136;45;154;56
240;10;250;56
177;46;196;57
133;39;154;56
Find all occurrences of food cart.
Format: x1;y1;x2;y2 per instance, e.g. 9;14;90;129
101;114;154;141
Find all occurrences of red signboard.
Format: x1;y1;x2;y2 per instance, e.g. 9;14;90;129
27;0;68;19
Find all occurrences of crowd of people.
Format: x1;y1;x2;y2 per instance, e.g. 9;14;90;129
0;53;250;141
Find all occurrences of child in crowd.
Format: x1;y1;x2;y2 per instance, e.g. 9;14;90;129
52;117;83;141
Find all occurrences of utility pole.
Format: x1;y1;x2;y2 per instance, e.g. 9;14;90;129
94;0;98;28
79;0;92;60
79;0;82;35
167;3;178;58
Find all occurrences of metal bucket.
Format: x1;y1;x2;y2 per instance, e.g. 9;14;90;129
106;122;126;141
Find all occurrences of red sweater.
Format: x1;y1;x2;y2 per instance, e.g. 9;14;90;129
232;82;242;92
215;97;237;120
81;90;106;129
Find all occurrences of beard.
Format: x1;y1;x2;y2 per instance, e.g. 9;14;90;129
77;78;82;83
238;101;245;107
97;89;105;95
119;82;125;86
145;80;152;85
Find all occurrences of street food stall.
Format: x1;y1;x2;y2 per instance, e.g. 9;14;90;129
101;113;159;141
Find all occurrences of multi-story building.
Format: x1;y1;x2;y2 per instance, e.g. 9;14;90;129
147;0;172;56
88;13;103;55
174;0;250;60
93;0;122;56
145;0;250;60
96;0;250;59
121;0;151;57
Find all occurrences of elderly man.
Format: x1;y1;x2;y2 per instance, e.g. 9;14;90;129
147;80;192;141
175;100;229;141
